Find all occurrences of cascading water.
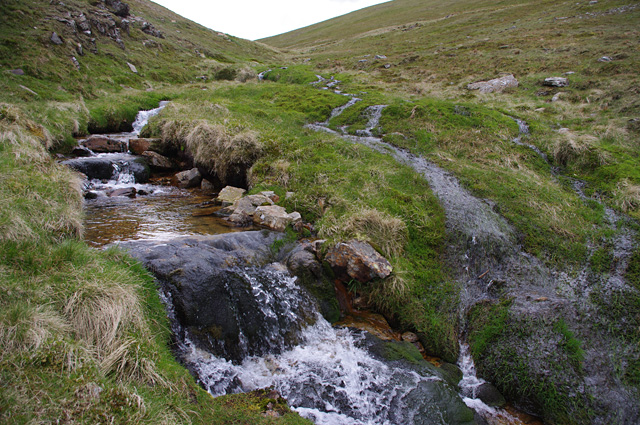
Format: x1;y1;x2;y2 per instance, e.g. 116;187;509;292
131;100;169;135
157;264;473;425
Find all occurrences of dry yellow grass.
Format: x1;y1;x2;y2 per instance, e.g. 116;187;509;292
320;207;408;258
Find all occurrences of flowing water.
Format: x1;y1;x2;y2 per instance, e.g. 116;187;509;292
303;77;544;424
78;102;475;424
159;266;469;425
76;102;243;246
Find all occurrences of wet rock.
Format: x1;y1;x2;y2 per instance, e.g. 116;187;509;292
116;232;314;362
467;74;518;93
84;191;99;200
362;334;477;425
253;205;292;231
108;187;136;198
325;240;393;283
50;32;63;45
81;135;126;153
201;179;215;193
543;77;569;87
71;146;93;157
63;157;114;180
173;168;202;188
337;312;400;341
475;382;506;407
217;186;246;206
141;151;173;170
128;138;150;155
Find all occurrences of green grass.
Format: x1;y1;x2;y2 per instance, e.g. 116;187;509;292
0;98;311;424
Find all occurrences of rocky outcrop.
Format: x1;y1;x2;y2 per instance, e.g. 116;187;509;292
105;0;130;18
81;135;126;153
325;240;393;283
116;232;317;362
467;74;518;93
543;77;569;87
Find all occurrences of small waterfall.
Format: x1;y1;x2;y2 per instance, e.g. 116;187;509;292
510;118;551;166
158;264;468;425
258;69;272;81
131;100;169;135
356;105;387;137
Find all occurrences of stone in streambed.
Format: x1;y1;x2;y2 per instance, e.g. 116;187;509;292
142;150;173;170
325;240;393;283
71;146;93;157
253;205;292;231
173;168;201;188
81;135;126;153
217;186;246;206
108;187;136;198
475;382;506;408
62;157;114;180
227;195;272;226
129;138;151;155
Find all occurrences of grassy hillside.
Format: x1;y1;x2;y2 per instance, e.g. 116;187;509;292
2;0;640;423
260;0;640;423
262;0;640;218
0;0;278;102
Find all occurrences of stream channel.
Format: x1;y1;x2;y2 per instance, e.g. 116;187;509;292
70;95;546;424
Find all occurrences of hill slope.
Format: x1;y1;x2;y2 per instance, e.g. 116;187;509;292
0;0;278;101
259;0;640;423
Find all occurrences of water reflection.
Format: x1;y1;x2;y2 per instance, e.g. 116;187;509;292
84;190;246;247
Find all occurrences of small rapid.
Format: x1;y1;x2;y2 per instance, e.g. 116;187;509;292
155;263;472;425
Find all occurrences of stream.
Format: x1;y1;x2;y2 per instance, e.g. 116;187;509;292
70;93;553;424
67;102;245;247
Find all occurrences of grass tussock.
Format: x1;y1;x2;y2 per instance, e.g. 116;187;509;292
320;208;409;258
614;179;640;214
553;130;608;169
157;118;263;182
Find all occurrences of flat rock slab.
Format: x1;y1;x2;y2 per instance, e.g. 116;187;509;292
81;135;127;153
467;74;518;93
218;186;246;205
